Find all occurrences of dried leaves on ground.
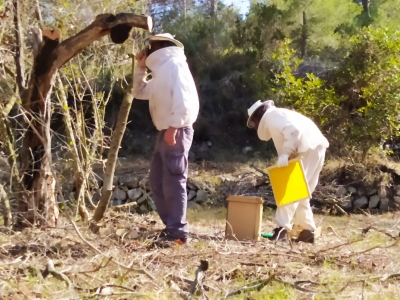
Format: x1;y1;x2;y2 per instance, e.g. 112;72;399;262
1;209;400;299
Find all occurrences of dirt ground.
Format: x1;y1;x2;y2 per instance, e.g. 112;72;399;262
1;207;400;300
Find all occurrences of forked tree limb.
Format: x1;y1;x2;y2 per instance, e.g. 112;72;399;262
17;13;152;228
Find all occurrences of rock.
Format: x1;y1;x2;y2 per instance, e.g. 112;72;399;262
119;175;139;189
187;201;201;210
139;178;150;190
369;195;380;208
242;146;253;154
187;190;197;201
137;194;148;204
92;190;101;204
380;197;390;210
113;176;119;186
366;188;377;196
347;186;357;194
139;204;148;213
127;188;143;201
339;197;353;209
336;186;348;198
378;185;387;198
354;196;368;209
147;197;157;211
120;185;129;192
112;188;127;201
395;185;400;197
195;190;208;202
206;141;212;147
357;189;365;197
394;196;400;204
187;182;197;190
111;199;122;206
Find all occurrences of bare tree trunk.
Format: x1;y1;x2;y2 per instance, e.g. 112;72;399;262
210;0;216;17
15;13;152;228
13;0;25;92
35;0;42;25
183;0;187;18
300;11;307;58
0;184;12;227
92;57;136;223
361;0;370;17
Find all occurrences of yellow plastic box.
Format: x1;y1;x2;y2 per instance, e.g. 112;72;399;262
225;196;263;241
267;158;310;207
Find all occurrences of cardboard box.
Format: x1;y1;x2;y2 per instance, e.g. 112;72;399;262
225;196;263;241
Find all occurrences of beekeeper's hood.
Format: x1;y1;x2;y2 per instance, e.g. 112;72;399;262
144;33;184;49
247;100;275;128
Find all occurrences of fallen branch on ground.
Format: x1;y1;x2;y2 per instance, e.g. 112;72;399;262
224;273;276;298
42;259;72;288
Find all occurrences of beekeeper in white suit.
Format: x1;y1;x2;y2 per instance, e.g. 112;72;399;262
247;100;329;243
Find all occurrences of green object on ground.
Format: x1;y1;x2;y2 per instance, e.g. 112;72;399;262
261;232;273;238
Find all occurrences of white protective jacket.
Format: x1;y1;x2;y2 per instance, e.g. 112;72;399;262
257;107;329;156
133;47;199;131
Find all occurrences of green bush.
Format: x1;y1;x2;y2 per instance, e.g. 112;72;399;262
271;28;400;157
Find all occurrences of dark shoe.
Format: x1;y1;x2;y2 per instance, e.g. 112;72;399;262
158;228;168;238
268;227;287;241
293;229;315;243
153;235;188;248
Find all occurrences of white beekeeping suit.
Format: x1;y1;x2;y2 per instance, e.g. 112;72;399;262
249;100;329;231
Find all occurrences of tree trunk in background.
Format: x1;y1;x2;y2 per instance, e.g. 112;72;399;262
92;57;136;223
300;11;307;58
183;0;187;18
15;14;152;228
210;0;216;17
361;0;370;17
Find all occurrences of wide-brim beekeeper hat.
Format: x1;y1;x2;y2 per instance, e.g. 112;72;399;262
247;100;275;128
144;33;184;49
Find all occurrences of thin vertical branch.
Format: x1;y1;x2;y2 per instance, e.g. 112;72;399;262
92;56;136;223
0;184;12;227
13;0;26;92
35;0;42;25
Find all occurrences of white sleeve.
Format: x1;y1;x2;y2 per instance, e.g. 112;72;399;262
133;67;152;100
281;124;301;155
169;64;193;128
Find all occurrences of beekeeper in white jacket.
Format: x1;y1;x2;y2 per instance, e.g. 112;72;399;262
247;100;329;243
134;33;199;246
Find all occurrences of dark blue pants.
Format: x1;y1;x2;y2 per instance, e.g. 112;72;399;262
149;127;194;239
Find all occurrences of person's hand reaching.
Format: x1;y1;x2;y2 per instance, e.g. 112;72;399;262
136;50;147;68
277;154;289;167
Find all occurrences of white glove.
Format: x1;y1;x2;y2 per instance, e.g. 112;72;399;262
277;154;289;168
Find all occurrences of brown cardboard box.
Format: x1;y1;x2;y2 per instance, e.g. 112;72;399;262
225;196;263;241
